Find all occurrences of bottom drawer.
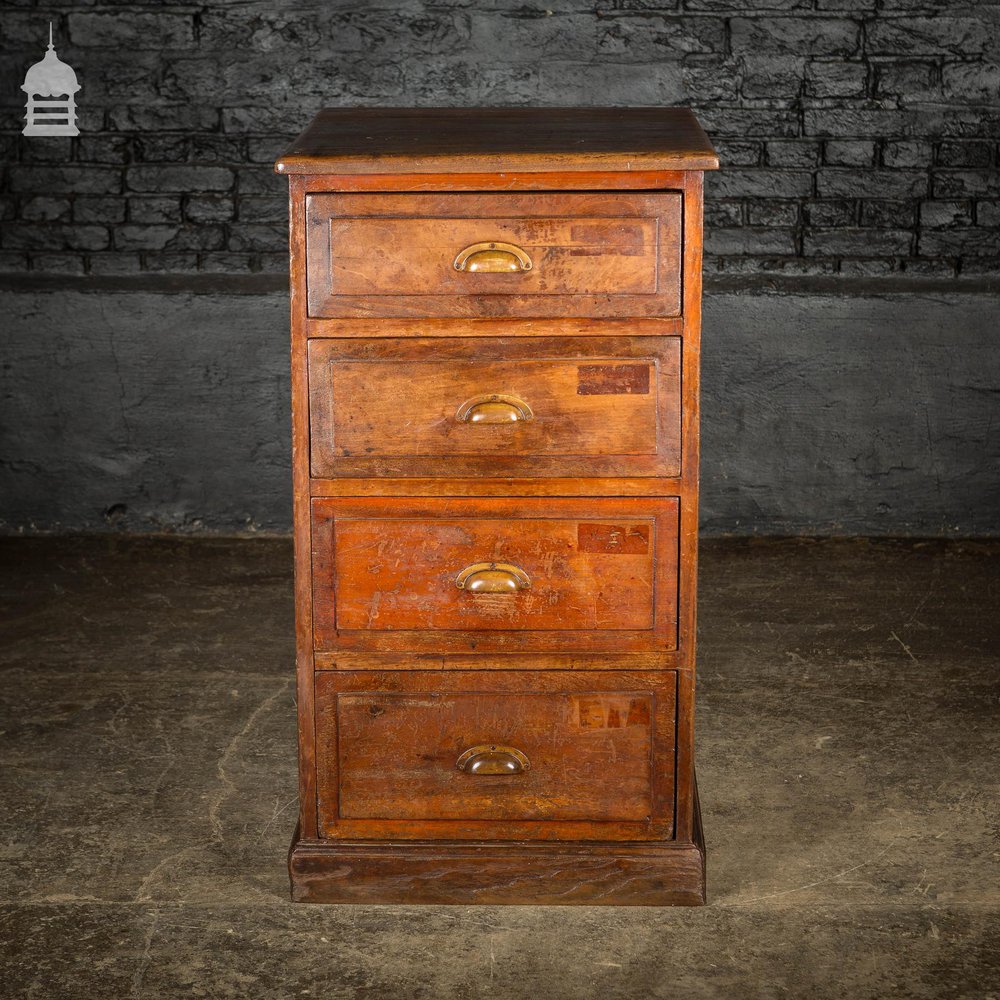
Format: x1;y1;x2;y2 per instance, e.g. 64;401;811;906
315;671;677;842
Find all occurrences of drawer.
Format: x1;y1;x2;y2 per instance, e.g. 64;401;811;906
311;496;679;655
305;191;682;319
315;670;677;841
308;336;681;479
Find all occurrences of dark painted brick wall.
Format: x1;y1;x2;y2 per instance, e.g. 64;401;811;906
1;1;998;280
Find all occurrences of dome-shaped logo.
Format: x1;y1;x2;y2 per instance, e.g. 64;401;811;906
22;23;81;137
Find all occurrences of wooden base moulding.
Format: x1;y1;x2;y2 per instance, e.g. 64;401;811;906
289;783;706;907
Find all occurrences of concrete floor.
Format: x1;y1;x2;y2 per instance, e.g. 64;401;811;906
0;537;997;998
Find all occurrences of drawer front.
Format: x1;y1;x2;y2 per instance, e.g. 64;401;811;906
308;336;681;479
315;670;677;841
305;191;682;319
311;496;679;654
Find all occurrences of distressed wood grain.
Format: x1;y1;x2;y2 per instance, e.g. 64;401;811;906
275;107;719;175
307;336;681;480
314;669;677;843
310;496;679;654
306;191;682;318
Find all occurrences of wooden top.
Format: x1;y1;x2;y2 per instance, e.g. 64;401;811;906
275;107;718;175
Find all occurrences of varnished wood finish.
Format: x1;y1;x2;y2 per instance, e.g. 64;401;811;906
306;315;684;340
308;336;681;480
308;477;683;498
299;169;693;194
279;107;716;905
675;171;706;843
287;174;319;840
306;192;682;318
310;496;679;654
276;107;719;175
290;781;704;905
311;650;684;672
315;670;676;842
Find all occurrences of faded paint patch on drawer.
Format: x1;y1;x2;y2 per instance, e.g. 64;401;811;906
574;695;652;730
577;363;651;395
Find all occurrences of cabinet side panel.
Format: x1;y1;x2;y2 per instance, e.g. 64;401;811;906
290;175;319;839
675;171;704;844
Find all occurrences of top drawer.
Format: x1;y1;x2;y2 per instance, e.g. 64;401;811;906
305;192;683;319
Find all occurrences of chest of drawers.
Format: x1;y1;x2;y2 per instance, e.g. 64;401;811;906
276;108;718;905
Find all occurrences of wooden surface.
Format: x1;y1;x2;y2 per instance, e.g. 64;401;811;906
335;692;654;821
308;336;681;480
306;191;682;318
311;650;683;672
276;107;718;175
287;174;319;839
307;477;684;498
314;670;676;842
299;168;695;194
310;496;679;654
290;780;703;905
333;517;655;632
282;107;713;904
305;316;684;339
676;171;705;842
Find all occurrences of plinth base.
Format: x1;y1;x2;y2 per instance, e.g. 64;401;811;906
289;785;706;906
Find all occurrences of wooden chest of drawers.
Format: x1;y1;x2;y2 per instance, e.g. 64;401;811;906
276;108;718;905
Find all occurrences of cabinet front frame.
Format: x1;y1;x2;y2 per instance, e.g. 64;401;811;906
286;169;704;847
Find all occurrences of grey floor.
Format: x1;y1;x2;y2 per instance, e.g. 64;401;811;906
1;537;997;998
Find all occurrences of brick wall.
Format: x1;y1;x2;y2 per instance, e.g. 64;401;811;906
1;1;997;280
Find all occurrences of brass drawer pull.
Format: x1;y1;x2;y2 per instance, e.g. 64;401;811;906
455;561;531;594
453;241;532;273
456;393;533;424
456;744;530;775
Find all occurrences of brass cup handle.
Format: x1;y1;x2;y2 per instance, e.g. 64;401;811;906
456;393;533;424
455;561;531;594
453;241;532;273
456;744;530;775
